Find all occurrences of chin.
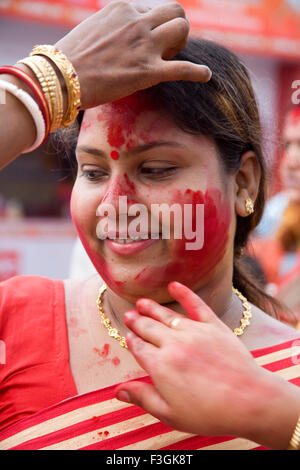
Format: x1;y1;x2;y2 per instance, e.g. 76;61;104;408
127;284;175;304
101;272;172;304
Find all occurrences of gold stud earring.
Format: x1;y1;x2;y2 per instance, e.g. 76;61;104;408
245;198;254;215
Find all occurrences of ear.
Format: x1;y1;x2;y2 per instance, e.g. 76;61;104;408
234;151;261;217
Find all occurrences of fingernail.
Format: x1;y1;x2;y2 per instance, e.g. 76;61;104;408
116;390;131;403
168;281;181;290
204;66;212;78
136;298;150;308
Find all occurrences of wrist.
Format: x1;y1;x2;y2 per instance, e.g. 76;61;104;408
244;368;300;449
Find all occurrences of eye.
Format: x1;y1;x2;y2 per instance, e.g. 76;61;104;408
140;163;177;179
81;168;108;181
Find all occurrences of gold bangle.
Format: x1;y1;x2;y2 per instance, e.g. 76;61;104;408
29;45;81;128
288;413;300;450
18;56;63;132
18;56;54;120
29;56;63;132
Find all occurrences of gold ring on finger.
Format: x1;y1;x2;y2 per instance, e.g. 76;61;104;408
169;317;181;329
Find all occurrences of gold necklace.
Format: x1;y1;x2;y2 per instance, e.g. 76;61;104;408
96;284;252;348
97;283;128;349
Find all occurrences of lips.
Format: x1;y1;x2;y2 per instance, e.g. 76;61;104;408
106;237;159;255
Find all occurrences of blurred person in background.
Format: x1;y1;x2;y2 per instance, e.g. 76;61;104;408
252;106;300;327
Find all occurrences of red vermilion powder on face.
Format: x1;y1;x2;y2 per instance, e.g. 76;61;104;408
101;174;136;206
123;173;135;192
286;105;300;125
133;188;232;289
71;175;231;296
81;120;91;132
97;93;155;151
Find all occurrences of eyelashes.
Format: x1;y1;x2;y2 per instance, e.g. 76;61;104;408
140;166;177;177
81;170;107;181
80;166;177;182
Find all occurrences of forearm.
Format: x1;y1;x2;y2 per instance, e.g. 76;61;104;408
0;60;67;170
0;72;36;168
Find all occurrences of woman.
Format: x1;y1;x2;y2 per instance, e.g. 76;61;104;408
0;1;300;451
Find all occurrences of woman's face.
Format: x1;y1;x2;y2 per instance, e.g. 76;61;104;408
71;94;235;303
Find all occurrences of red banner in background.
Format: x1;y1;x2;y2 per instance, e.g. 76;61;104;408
1;0;300;58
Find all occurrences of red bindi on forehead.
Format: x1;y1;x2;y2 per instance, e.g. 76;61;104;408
110;150;119;160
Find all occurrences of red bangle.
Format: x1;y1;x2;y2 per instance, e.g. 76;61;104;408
0;65;51;145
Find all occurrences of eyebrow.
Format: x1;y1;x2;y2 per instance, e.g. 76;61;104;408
76;141;187;158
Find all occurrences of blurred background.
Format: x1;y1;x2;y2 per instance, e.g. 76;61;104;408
0;0;300;323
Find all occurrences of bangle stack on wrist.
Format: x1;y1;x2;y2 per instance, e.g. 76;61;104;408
0;44;81;153
30;45;81;128
18;55;64;133
288;413;300;450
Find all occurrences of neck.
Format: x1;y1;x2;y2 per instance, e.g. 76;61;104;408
100;265;243;335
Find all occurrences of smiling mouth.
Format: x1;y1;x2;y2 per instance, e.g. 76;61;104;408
105;235;161;255
106;236;160;244
103;233;161;244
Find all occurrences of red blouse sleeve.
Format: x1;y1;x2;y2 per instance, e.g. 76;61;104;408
0;275;77;430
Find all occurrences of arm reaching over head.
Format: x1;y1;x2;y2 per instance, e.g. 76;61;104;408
0;1;211;168
116;282;300;450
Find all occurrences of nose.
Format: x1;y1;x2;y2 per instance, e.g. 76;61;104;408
96;174;139;239
97;173;138;218
101;175;125;206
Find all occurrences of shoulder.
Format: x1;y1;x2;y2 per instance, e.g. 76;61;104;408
0;275;63;309
0;275;67;382
0;274;61;292
0;275;65;336
241;304;300;351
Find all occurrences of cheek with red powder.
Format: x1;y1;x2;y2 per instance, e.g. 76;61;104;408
71;182;232;296
72;217;126;294
134;188;232;289
70;191;126;294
